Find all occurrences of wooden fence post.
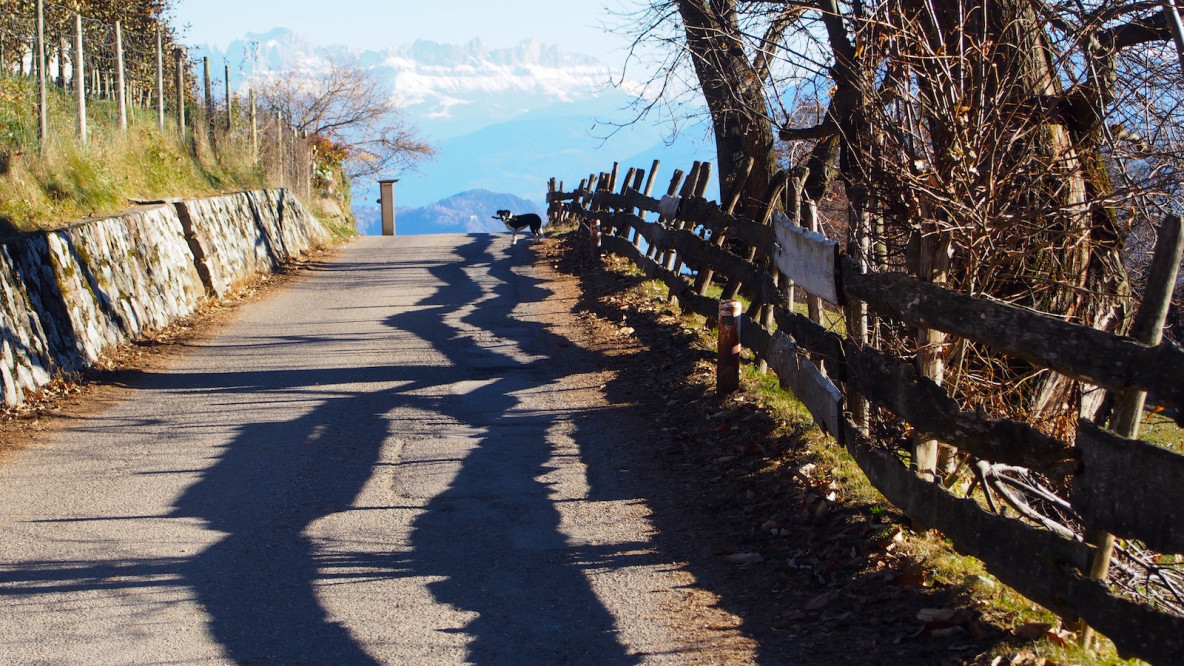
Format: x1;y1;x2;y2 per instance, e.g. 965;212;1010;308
55;29;65;88
73;9;86;143
663;162;701;271
649;169;685;261
249;88;258;161
155;25;164;131
35;0;47;152
224;63;232;131
203;56;215;151
718;300;742;395
114;20;127;130
671;162;712;275
845;215;871;437
1079;213;1184;648
590;218;601;255
695;157;754;296
174;47;185;140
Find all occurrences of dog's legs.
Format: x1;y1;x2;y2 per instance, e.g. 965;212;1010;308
511;229;518;245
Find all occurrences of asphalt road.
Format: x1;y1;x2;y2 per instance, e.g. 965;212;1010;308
0;234;720;664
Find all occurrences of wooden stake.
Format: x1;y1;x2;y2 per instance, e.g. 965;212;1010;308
224;63;232;131
249;88;257;161
73;10;86;143
115;20;127;131
35;0;47;151
174;47;185;140
203;56;215;150
155;25;164;131
1080;214;1184;647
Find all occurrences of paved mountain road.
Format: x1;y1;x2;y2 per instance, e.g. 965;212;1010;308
0;235;754;664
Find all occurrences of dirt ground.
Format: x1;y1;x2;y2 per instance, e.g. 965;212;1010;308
0;234;1067;665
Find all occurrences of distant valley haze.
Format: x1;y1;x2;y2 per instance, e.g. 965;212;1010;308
178;3;718;235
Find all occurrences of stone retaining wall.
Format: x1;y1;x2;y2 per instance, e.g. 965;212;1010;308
0;189;330;406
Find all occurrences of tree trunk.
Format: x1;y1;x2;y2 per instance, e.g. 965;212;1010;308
675;0;778;221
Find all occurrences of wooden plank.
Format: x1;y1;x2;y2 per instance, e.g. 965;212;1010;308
840;258;1184;421
837;414;1184;666
766;331;842;436
773;218;840;303
678;196;775;251
842;339;1077;477
770;304;1076;476
593;189;659;214
1073;420;1184;554
546;191;583;203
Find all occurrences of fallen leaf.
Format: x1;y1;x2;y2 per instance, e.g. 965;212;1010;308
917;608;958;623
804;592;836;610
1013;622;1052;641
727;552;763;564
888;563;928;587
969;618;1002;640
1045;628;1073;648
812;500;829;522
741;442;765;456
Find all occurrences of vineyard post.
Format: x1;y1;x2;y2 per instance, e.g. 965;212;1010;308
224;63;232;131
35;0;48;151
249;88;257;161
114;20;126;130
202;57;214;150
73;8;86;143
155;25;164;131
173;47;184;139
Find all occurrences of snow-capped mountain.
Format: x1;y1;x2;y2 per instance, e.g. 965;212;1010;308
189;29;716;233
193;29;616;139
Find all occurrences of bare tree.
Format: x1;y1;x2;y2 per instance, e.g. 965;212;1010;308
622;0;1184;437
256;53;433;180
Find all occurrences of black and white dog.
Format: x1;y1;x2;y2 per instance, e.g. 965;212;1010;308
493;209;543;245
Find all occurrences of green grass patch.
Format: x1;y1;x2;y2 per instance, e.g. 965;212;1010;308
0;73;334;234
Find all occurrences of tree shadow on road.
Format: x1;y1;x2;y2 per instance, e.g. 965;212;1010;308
0;234;694;664
389;235;640;665
163;234;644;664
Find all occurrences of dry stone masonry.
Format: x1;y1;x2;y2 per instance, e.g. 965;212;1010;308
0;189;330;406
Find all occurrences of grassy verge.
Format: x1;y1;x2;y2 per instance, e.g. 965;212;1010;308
0;74;350;234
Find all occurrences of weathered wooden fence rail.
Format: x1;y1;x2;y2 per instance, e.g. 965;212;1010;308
546;163;1184;664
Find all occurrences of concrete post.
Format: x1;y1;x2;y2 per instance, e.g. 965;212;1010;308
378;179;399;236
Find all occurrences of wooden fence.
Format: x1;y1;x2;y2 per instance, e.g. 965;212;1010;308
547;160;1184;665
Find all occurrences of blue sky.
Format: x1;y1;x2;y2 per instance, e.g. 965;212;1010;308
171;0;635;66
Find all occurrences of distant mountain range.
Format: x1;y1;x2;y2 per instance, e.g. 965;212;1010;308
191;29;716;234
